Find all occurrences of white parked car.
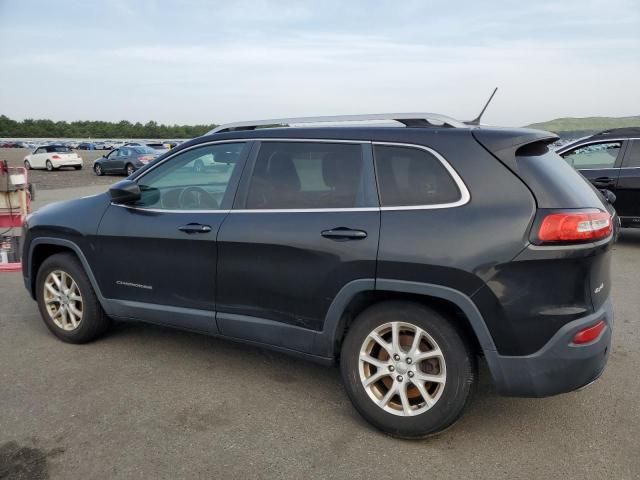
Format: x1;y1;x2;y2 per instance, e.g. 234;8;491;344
24;145;83;171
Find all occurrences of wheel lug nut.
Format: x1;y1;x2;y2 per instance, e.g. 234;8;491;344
406;358;412;364
393;354;400;361
389;365;395;372
397;375;403;382
408;371;414;378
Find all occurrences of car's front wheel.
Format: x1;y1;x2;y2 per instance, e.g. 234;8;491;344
340;301;476;438
35;253;110;343
24;160;32;170
94;164;103;176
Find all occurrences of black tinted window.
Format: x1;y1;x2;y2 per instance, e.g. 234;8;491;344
374;145;461;207
46;145;71;153
246;142;366;209
622;141;640;168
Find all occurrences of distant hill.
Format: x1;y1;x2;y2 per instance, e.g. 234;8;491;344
526;116;640;137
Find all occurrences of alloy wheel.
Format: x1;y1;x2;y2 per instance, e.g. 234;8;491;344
359;321;446;416
43;270;83;331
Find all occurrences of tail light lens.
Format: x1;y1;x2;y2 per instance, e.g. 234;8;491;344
138;155;154;164
51;155;60;159
536;210;612;244
572;320;605;344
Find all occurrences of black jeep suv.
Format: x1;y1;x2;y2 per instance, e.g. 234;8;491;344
22;114;615;438
557;127;640;228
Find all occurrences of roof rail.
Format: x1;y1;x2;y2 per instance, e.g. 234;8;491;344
207;113;465;135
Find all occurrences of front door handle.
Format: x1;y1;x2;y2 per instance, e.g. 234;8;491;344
321;227;368;240
178;223;212;234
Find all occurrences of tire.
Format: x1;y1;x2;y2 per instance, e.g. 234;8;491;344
340;301;476;439
35;253;110;344
45;160;54;171
24;160;32;170
94;164;104;176
74;165;82;170
125;163;135;176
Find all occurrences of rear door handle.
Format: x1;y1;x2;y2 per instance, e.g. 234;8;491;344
178;223;212;234
593;177;615;187
321;227;367;240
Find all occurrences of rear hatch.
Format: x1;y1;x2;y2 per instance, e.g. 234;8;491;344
473;128;614;323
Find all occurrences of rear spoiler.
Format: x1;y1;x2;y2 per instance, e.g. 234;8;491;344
472;128;559;171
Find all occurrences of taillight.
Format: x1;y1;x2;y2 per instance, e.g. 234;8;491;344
572;320;605;344
51;155;60;159
138;155;154;163
536;210;612;244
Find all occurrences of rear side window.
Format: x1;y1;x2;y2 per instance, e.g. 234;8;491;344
561;142;621;169
374;145;461;207
246;142;367;209
622;140;640;168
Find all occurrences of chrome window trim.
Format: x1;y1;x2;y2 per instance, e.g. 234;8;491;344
121;137;470;213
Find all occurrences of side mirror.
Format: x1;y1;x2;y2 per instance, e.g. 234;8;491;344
600;189;616;205
109;179;141;204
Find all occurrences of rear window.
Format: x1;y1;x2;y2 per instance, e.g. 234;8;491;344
374;145;461;207
132;146;158;154
46;146;72;153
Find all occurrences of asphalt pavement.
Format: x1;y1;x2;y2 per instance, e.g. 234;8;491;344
1;186;638;480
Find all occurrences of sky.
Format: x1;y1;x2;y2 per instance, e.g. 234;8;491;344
0;0;639;126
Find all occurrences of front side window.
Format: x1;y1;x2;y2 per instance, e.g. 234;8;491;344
246;142;366;209
374;145;461;207
561;142;621;169
134;142;246;210
106;149;119;159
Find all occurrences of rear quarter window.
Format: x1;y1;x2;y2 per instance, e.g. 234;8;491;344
373;145;462;207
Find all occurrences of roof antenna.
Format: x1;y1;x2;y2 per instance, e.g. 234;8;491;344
465;87;498;126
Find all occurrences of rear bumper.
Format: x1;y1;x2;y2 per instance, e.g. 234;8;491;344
489;299;613;397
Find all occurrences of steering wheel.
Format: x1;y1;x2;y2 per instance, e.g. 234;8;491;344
177;186;219;209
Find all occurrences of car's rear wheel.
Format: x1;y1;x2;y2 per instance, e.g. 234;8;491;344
340;301;476;438
125;163;135;176
35;253;110;343
45;160;54;171
24;160;32;170
94;164;103;176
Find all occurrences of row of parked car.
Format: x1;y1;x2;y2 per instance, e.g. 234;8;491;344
1;139;184;150
22;142;170;174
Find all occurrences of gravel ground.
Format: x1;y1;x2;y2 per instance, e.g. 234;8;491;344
1;148;120;190
1;186;639;480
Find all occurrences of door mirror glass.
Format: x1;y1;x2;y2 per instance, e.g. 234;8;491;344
109;179;141;204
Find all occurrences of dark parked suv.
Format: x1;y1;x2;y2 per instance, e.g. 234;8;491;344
22;114;615;438
557;127;640;228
